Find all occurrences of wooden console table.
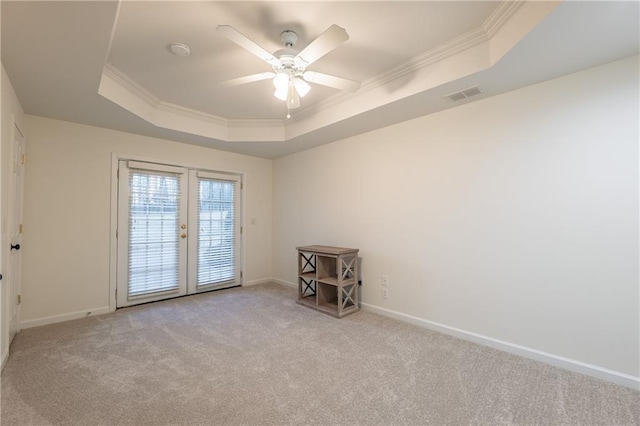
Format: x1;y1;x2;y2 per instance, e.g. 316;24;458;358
296;245;359;318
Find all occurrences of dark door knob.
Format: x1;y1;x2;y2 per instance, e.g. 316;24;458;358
10;244;20;251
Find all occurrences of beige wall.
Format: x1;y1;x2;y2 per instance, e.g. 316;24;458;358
10;54;640;385
273;56;639;378
21;116;272;324
1;64;25;363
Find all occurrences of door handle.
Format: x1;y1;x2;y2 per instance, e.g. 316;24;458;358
10;244;20;251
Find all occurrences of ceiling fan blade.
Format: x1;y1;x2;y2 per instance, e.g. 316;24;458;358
217;25;279;65
302;71;360;92
219;72;276;87
296;24;349;66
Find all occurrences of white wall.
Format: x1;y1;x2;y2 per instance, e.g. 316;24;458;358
1;64;25;365
21;116;272;325
272;56;639;380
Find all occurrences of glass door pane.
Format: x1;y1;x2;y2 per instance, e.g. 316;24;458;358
117;161;188;307
128;171;181;295
117;163;241;307
188;171;241;293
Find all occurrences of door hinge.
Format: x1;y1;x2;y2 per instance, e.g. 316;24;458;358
17;294;21;305
240;226;243;234
240;271;243;279
116;229;118;239
117;168;120;179
19;224;23;233
21;154;26;165
241;182;243;190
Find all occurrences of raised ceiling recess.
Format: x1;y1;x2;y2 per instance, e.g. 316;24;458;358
98;1;553;143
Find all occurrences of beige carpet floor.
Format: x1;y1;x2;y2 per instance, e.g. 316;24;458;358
1;283;638;425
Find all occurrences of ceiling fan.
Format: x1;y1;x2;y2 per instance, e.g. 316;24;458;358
217;24;360;115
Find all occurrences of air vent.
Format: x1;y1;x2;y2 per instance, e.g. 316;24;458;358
445;86;482;102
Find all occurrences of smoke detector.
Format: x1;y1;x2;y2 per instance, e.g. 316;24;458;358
170;42;191;57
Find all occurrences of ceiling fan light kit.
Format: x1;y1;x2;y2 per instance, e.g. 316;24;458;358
294;78;311;97
217;24;361;116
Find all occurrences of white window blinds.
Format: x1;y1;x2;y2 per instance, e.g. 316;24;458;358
197;177;236;287
128;170;181;296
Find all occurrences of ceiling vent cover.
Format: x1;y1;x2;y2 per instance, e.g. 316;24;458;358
445;86;482;102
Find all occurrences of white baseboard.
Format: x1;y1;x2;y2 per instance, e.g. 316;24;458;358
361;302;640;390
1;347;8;372
20;306;111;329
243;277;297;289
271;278;297;289
244;277;274;286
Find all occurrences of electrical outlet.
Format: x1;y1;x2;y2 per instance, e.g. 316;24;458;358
382;274;389;287
382;287;389;300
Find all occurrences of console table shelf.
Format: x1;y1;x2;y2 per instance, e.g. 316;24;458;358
296;245;359;318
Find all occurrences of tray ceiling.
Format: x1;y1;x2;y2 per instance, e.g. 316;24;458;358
2;1;638;158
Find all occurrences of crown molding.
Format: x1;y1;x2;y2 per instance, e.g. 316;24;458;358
102;63;160;109
156;101;228;127
228;119;283;129
99;0;538;143
293;26;489;121
369;28;489;93
483;0;526;38
100;64;285;141
293;0;521;122
103;64;230;126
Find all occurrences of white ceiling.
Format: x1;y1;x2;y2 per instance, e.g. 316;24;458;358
108;1;499;119
2;1;639;159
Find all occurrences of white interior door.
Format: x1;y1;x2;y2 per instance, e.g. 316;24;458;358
8;119;25;343
116;161;241;308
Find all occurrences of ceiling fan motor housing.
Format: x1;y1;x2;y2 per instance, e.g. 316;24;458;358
274;31;307;77
272;48;307;77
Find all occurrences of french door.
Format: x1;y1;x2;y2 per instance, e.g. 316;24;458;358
116;160;241;308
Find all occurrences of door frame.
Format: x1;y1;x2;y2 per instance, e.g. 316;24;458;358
108;153;246;312
187;170;242;294
6;116;25;342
